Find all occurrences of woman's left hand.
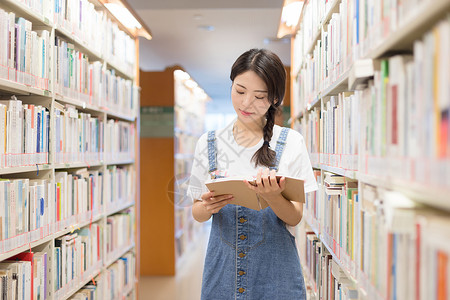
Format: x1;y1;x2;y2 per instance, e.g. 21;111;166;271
244;168;286;201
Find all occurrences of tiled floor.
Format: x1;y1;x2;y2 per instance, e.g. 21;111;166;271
138;227;209;300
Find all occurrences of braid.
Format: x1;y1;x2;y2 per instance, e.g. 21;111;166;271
252;106;277;168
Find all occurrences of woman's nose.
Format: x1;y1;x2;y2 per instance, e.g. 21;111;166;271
242;94;253;107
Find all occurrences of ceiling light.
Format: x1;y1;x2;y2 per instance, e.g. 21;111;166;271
281;2;303;27
174;70;190;81
105;3;142;29
197;25;215;32
193;14;203;20
185;79;198;89
277;0;304;38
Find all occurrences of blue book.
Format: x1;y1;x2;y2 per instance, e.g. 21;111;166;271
46;112;50;153
55;247;60;290
40;108;44;153
16;180;23;234
36;111;41;153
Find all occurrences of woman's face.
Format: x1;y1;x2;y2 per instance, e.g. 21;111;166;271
231;70;272;125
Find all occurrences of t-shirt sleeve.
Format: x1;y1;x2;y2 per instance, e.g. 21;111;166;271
288;131;319;194
186;133;210;202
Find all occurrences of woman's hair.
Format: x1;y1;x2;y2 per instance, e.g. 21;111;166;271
230;48;286;168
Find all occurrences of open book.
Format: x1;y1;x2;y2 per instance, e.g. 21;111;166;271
205;175;305;211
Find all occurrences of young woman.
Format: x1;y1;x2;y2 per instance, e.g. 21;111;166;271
188;49;318;299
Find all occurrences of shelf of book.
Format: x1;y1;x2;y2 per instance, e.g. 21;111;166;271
54;94;101;113
321;0;340;27
319;164;357;180
105;244;135;269
0;210;102;262
0;77;51;97
106;110;136;122
56;260;103;300
1;0;53;28
357;173;450;212
304;0;341;57
321;68;350;98
0;163;51;175
106;201;135;217
105;159;135;165
291;1;450;299
54;94;136;122
364;0;450;60
54;161;103;170
307;95;320;111
54;25;104;63
106;61;135;81
0;230;54;262
320;231;357;284
0;0;143;298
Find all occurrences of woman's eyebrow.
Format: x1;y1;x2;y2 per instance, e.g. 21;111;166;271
236;83;268;93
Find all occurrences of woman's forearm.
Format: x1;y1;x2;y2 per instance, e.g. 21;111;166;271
192;200;213;222
263;194;303;226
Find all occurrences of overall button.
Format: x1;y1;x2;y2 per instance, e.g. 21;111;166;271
238;271;246;276
239;252;246;258
239;235;247;240
239;288;245;293
239;217;247;223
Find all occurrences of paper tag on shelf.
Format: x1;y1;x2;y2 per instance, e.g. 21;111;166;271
4;238;11;253
415;158;427;184
435;159;447;188
331;154;337;167
352;155;358;171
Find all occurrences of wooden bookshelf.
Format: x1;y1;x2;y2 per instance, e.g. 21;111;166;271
139;67;209;275
290;0;450;299
0;0;146;298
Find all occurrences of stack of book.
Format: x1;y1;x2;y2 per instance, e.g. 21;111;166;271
54;104;103;165
104;119;135;163
55;169;103;227
359;16;449;186
104;252;135;299
106;209;134;262
104;165;135;210
54;224;103;295
0;98;49;168
0;11;50;90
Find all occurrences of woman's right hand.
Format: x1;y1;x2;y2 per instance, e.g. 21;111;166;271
200;191;234;214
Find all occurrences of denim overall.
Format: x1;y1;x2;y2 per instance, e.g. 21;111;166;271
201;128;306;300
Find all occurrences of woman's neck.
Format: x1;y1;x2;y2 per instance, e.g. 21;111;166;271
234;118;265;133
233;118;265;148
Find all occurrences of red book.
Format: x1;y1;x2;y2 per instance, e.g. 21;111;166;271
56;185;61;221
387;233;393;300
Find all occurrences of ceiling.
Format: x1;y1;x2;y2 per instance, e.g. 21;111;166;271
128;0;291;113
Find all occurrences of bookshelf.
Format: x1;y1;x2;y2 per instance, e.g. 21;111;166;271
139;67;209;275
0;0;148;298
289;0;450;299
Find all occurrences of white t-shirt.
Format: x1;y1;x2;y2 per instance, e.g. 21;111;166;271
187;120;318;201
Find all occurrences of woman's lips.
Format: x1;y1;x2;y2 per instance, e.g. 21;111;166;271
240;109;253;116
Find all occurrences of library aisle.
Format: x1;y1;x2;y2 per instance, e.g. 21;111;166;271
138;226;209;300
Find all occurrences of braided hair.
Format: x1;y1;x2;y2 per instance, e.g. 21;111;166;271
230;49;286;168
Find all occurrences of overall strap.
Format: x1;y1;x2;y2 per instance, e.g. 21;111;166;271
207;131;218;173
271;127;290;171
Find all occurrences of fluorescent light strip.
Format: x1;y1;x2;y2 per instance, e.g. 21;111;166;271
105;3;142;29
